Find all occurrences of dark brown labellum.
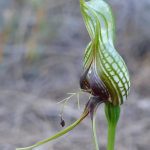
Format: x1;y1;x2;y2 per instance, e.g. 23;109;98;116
60;117;65;127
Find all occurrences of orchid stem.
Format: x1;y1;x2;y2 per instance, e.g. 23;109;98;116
107;124;116;150
105;103;120;150
16;110;89;150
92;113;99;150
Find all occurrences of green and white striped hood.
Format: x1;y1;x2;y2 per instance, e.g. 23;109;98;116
80;0;130;105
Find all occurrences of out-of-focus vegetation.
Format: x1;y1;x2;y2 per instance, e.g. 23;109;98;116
0;0;149;150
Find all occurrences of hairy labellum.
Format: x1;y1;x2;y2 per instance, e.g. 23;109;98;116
80;0;130;105
60;117;65;127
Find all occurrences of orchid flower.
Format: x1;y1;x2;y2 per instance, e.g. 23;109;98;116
16;0;130;150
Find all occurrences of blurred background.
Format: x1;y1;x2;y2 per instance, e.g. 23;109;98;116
0;0;150;150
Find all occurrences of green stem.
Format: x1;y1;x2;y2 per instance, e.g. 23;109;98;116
107;124;116;150
92;114;99;150
16;110;89;150
105;103;120;150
